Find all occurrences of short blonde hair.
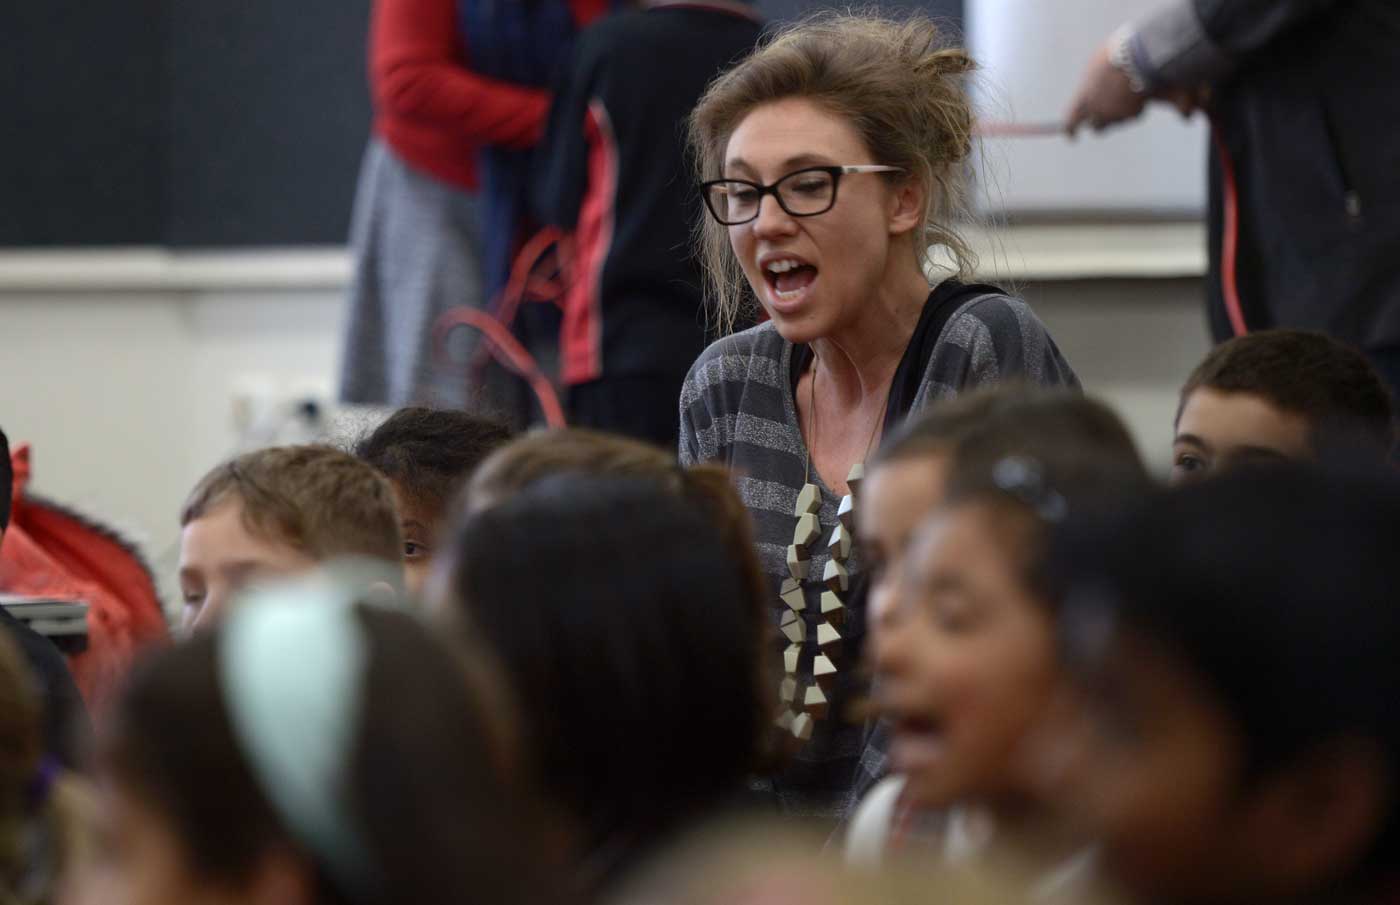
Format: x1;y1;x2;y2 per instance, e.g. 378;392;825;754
181;445;402;564
689;11;979;333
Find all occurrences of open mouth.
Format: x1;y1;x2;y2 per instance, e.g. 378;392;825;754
888;714;948;771
762;256;819;304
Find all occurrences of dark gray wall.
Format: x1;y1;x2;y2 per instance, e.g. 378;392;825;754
166;1;373;246
2;0;168;245
2;0;958;247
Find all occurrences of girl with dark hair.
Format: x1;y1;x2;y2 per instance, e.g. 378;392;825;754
848;392;1151;883
354;406;513;597
86;577;561;905
430;475;771;894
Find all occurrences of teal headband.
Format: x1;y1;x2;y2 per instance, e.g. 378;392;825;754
217;565;392;894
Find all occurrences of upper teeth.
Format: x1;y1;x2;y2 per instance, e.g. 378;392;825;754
768;259;802;274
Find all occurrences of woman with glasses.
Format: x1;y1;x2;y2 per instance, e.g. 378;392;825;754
679;13;1079;827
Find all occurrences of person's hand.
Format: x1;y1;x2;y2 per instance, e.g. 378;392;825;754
1065;42;1148;137
1162;83;1211;119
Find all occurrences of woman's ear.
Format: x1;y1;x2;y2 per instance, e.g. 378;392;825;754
1240;738;1389;892
886;176;926;240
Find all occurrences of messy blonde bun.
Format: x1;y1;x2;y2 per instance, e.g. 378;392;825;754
689;11;979;334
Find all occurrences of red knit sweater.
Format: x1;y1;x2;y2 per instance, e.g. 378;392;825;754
370;0;607;191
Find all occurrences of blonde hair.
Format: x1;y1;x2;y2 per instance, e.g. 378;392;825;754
689;11;979;334
181;445;403;565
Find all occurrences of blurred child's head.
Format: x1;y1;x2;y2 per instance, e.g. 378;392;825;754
353;407;512;598
1173;330;1394;482
432;473;769;889
467;428;769;608
95;584;553;905
178;446;402;633
0;629;40;830
862;388;1023;627
874;391;1150;814
1;425;12;544
1043;466;1400;905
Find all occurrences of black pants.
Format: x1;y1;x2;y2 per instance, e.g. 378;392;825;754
567;372;686;452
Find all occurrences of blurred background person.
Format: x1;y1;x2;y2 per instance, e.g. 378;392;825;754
1067;0;1400;400
531;0;763;448
339;0;609;419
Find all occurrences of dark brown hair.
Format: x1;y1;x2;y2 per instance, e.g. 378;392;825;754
468;428;769;611
0;426;11;535
872;384;1027;469
689;11;978;332
354;407;514;523
0;631;41;868
442;476;769;890
940;388;1153;605
181;445;402;565
103;604;558;905
1180;330;1395;461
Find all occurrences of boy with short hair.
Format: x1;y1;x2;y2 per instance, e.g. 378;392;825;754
1172;330;1394;481
178;445;402;633
1045;466;1400;905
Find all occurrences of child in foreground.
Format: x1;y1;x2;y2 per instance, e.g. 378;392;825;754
1043;465;1400;905
849;390;1151;888
436;434;773;893
1172;330;1394;481
354;406;512;597
85;578;560;905
177;445;403;633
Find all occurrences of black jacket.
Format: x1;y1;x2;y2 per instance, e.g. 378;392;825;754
531;1;763;386
1133;0;1400;351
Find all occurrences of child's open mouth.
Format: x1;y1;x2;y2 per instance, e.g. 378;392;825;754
889;714;948;773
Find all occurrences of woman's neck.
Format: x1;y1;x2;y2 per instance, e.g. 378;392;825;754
808;262;930;409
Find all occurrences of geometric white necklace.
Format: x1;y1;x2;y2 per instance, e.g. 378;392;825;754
777;356;887;742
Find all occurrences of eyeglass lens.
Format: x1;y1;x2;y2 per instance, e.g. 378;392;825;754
707;169;836;224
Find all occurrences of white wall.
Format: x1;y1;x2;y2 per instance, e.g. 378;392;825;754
0;271;348;604
0;236;1210;610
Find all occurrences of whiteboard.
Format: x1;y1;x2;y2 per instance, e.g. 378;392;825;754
967;0;1207;215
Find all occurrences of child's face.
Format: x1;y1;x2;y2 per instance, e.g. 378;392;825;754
388;484;442;600
858;454;949;634
1036;629;1281;905
1172;388;1313;483
177;497;316;634
872;503;1059;810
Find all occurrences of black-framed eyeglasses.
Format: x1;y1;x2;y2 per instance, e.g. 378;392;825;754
700;165;904;226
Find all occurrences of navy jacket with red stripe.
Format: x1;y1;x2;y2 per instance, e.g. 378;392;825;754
532;0;763;386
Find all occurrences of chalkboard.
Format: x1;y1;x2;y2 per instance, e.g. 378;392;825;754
1;0;167;245
0;0;371;248
166;1;373;246
1;0;956;247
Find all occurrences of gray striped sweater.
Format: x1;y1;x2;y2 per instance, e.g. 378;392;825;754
678;288;1080;825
